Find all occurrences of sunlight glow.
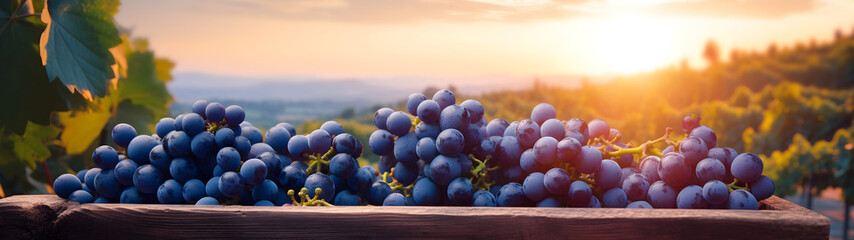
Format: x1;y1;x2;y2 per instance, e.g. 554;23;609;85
591;14;676;74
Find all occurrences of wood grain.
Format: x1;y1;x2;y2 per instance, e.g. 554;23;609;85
0;195;830;239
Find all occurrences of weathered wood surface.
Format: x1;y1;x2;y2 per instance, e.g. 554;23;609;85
0;195;829;239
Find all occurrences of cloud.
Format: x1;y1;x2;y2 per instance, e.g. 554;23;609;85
649;0;816;19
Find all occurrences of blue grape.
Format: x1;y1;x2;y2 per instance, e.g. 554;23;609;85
429;155;461;186
219;171;245;198
252;179;278;202
157;179;183;204
84;168;101;189
638;156;661;183
278;165;307;191
522;172;548;202
320;121;345;136
727;189;759;210
626;201;653;208
196;196;220;205
329;175;347;194
285;135;308;160
460;100;484;124
164;131;192;158
334;190;362;206
225;105;245;127
514;119;540;149
181;113;206;137
439;104;468;131
679;136;708;167
248;143;275;160
496;136;522;167
461;124;483;154
190;131;216;159
367;181;393;205
92;145;119;170
749;175;775;201
120;187;152;204
169;158;197;183
676;185;708;209
530;103;556;126
68;190;95;203
623;173;651;202
690;125;717;149
75;170;88;182
155;118;176;139
127;135;158;164
446;177;474;206
265;126;291;154
594;160;622;190
114;159;139;186
416;138;439;161
472;190;497;207
413;178;442;206
731;153;763;183
537;197;565;208
708;147;738;183
503;121;519;137
696;158;726;183
134;164;164;194
394;132;419;163
416;100;441;124
486;119;509;137
112;123;137;148
647;180;677;208
373;108;394;130
520;149;545;173
241;126;263;144
254;200;275;206
473;136;501;160
54;174;82;199
435;129;464;157
273;188;291;206
567;181;592;207
95;169;123;199
602;188;628;208
539;119;564;140
432;89;456;109
564;118;589;144
191;100;209;118
333;133;359;157
383;193;408;206
94;197;113;203
240;159;268;185
386;111;412;136
304;173;335;201
587;119;609;139
149;145;171;174
205;102;226;122
329;153;358;178
216;147;241;171
702;180;729;205
173;114;186;131
414;122;441;139
658;152;692;188
369;130;395;155
532;137;558;165
406;93;427;115
205;177;224;198
290;160;309;172
577;146;602;174
556;137;582;164
347;168;374;193
542;168;572;196
497;182;531;207
257;152;283;179
181;179;205;204
379;155;397;174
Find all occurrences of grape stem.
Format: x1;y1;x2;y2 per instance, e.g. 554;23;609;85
381;169;414;197
602;127;674;159
287;188;334;206
304;147;337;175
727;178;751;192
467;154;496;191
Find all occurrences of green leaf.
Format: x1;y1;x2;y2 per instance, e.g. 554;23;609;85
9;122;59;169
39;0;122;99
117;41;173;118
0;0;72;134
57;105;111;155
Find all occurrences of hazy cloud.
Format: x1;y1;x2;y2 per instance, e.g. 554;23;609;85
650;0;816;19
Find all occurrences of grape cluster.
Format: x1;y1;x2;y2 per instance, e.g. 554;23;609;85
368;89;774;209
52;100;364;206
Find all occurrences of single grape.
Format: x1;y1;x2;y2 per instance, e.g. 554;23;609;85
406;93;428;115
414;122;441;139
539;119;564;140
373;108;394;130
577;146;602;174
497;182;531;207
587;119;610;139
378;155;397;174
180;179;205;204
556;137;582;164
460;100;484;124
413;178;442;206
486;119;509;137
133;164;164;194
333;133;359;157
347;168;373;193
602;188;628;208
204;102;225;122
432;89;456;109
287;135;310;160
623;173;651;202
472;190;497;207
334;190;362;206
191;100;209;118
731;153;763;183
647;180;677;208
542;168;572;196
638;156;662;183
567;181;592;207
429;155;461;186
658;152;692;188
394;132;419;163
329;153;358;179
367;181;393;206
530;103;557;126
304;173;335;201
626;201;653;208
696;158;726;183
682;114;701;133
435;129;464;157
369;130;395;155
679;136;708;167
155;118;176;139
181;113;206;137
278;165;307;191
240;159;268;185
224;105;245;127
216;147;241;171
95;169;123;199
515;119;540;149
319;121;345;136
218;171;244;198
595;160;622;190
265;126;291;154
383;193;409;206
114;159;139;186
522;172;549;202
252;179;278;202
205;177;224;198
702;180;729;205
416;138;440;162
68;190;95;204
439;104;468;131
254;200;275;206
84;168;101;190
196;196;220;205
257;152;284;179
533;137;558;165
676;185;708;209
241;126;264;144
127;135;158;164
92;145;120;170
157;179;184;204
53;174;82;199
537;197;565;208
190;131;216;160
416;100;441;124
690;125;717;149
120;187;152;204
447;177;475;206
386;111;413;136
169;158;197;183
727;189;759;210
165;131;192;157
112;123;137;148
496;136;522;167
564;118;589;144
749;175;775;201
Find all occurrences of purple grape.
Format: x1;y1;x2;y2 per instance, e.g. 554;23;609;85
749;175;775;201
695;158;726;183
647;180;677;208
623;173;651;202
587;119;610;139
486;119;509;137
702;180;729;205
406;93;427;115
543;168;572;196
678;136;708;167
577;146;602;174
530;103;556;126
727;189;759;210
658;152;692;188
690;125;717;149
539;119;564;140
373;108;394;130
638;156;661;183
533;137;558;164
567;181;592;207
676;185;708;209
515;119;540;149
731;153;763;183
594;160;622;190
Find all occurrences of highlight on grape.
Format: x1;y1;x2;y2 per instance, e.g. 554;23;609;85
54;89;772;209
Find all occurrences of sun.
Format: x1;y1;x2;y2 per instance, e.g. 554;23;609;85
592;14;676;74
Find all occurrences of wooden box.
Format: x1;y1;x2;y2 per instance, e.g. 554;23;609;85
0;195;829;239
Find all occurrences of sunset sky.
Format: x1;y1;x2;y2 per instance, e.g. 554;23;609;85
116;0;854;86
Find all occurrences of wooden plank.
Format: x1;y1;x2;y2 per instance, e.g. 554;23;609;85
0;195;830;239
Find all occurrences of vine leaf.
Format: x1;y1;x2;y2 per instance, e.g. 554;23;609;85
39;0;122;100
9;122;60;169
57;107;111;155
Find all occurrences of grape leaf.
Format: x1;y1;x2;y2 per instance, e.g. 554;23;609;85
0;0;71;134
9;122;59;169
117;39;173;118
39;0;122;99
57;107;111;155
